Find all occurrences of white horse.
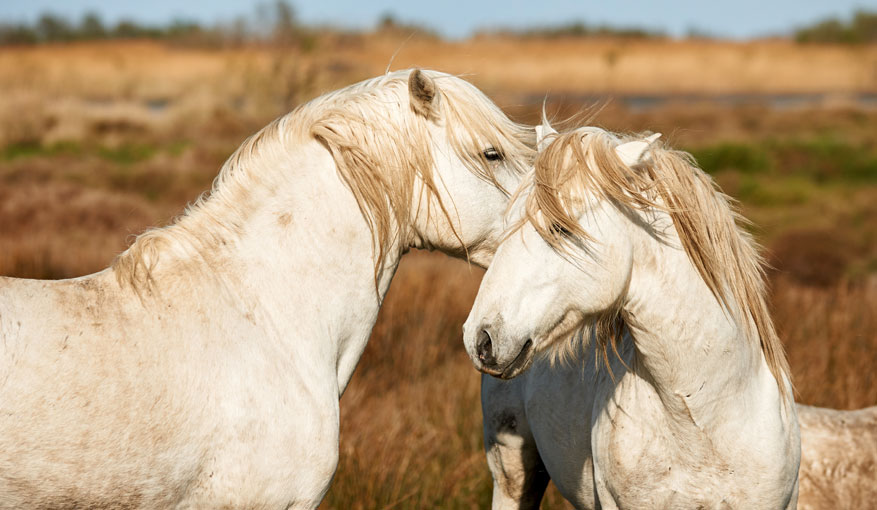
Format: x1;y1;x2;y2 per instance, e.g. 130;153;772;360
0;69;535;509
464;125;801;509
475;125;877;510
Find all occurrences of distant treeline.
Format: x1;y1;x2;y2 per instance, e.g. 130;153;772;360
1;4;875;46
480;22;665;40
0;13;207;45
0;1;311;47
795;10;877;44
493;10;877;43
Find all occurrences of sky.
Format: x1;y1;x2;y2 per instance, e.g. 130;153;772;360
0;0;875;39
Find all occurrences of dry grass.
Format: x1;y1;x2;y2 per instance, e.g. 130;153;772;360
1;38;875;146
344;36;877;97
0;38;874;508
776;276;877;409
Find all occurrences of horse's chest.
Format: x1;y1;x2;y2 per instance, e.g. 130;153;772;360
590;385;739;508
591;397;798;509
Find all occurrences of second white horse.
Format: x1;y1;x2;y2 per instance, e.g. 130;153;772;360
464;124;800;509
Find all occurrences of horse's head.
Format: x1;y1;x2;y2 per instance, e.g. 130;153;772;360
313;69;536;271
463;127;659;378
404;69;539;267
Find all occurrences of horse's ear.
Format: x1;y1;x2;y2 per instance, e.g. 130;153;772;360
535;124;558;151
409;69;438;119
536;106;558;151
615;133;661;167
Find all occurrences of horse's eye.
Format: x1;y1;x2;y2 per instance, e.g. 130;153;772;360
550;222;572;237
483;148;503;161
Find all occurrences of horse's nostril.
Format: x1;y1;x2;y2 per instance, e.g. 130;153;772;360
476;328;495;365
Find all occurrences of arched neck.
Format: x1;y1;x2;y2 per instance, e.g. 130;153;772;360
223;141;407;395
119;139;407;395
622;218;766;425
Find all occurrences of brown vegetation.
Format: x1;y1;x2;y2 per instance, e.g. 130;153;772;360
0;38;874;508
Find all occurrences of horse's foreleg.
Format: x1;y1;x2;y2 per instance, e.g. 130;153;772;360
482;374;549;510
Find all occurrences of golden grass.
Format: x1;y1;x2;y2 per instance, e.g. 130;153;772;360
775;276;877;409
1;38;875;147
339;36;877;96
5;37;875;98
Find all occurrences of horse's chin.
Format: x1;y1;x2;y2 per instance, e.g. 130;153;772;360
498;339;535;380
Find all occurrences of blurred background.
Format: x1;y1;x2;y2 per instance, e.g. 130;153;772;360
1;1;875;508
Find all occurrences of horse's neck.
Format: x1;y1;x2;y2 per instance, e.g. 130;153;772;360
622;218;769;428
142;139;403;395
596;217;799;505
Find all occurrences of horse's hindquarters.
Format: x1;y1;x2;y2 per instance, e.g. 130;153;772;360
797;405;877;510
0;278;205;507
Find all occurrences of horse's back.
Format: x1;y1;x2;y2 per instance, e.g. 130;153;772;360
797;404;877;510
0;272;205;508
0;271;341;508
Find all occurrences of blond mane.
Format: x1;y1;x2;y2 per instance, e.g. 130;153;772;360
525;127;792;397
113;70;535;288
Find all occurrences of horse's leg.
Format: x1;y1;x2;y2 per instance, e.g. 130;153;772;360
481;374;549;510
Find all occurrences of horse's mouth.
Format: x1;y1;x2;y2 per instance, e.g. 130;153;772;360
498;339;534;380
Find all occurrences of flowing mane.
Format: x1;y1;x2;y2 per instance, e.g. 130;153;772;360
113;69;535;287
524;127;792;397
